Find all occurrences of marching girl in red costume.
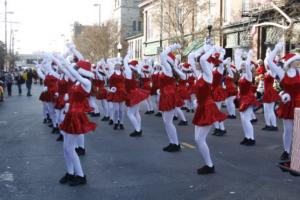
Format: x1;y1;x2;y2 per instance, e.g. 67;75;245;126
37;57;59;134
36;63;51;124
267;42;300;160
236;49;260;146
159;44;184;152
141;64;155;114
151;63;162;117
190;45;227;174
88;65;101;117
95;60;109;121
56;55;96;186
211;49;227;136
261;48;280;131
123;52;150;137
223;59;238;119
185;66;196;113
107;58;126;130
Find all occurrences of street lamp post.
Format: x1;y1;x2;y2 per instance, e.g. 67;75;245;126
206;15;213;45
93;3;101;26
117;42;122;58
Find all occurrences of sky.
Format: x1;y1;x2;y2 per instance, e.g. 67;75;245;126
0;0;113;54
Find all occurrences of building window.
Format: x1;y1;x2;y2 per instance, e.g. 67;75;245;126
242;0;250;15
133;21;137;31
115;0;120;8
224;0;231;23
147;16;154;41
138;21;142;32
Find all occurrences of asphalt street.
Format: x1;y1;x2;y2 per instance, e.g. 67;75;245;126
0;85;300;200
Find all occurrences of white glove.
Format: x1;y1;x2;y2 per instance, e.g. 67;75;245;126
43;86;48;92
275;42;284;52
149;82;153;88
110;87;117;93
64;93;69;101
157;89;160;95
281;93;291;104
54;92;59;97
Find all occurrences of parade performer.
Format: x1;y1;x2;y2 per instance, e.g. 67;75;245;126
159;44;184;152
236;49;260;146
57;55;96;186
151;63;162;117
190;45;227;175
211;49;227;136
267;42;300;160
224;59;237;119
95;60;109;121
262;48;280;131
123;52;150;137
107;58;126;130
141;64;155;114
88;65;101;117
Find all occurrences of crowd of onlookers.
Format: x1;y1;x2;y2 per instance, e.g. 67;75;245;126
0;67;41;101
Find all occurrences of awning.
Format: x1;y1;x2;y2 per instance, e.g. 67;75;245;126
183;40;204;56
144;42;160;56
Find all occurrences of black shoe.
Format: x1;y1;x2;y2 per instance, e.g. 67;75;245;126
197;165;215;175
270;126;278;131
149;110;155;114
109;120;114;125
56;134;64;142
75;147;86;156
240;138;249;145
145;111;151;115
69;175;87;186
215;129;227;136
48;124;53;128
130;130;142;137
245;139;256;146
191;109;195;113
51;127;59;134
186;109;190;113
227;115;236;119
91;113;100;117
181;107;187;110
251;119;258;124
59;173;75;184
101;116;109;121
212;129;220;136
262;125;271;131
120;124;124;130
163;143;173;151
114;124;119;130
173;116;178;121
165;144;181;152
155;112;162;117
280;151;290;161
178;120;188;126
43;118;47;124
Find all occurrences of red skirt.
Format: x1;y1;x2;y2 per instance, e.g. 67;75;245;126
212;87;226;102
193;102;227;126
177;86;190;100
39;91;55;103
96;88;108;100
239;94;261;112
39;92;48;102
276;98;300;120
60;111;96;134
150;87;158;96
126;88;149;107
110;90;126;103
54;95;65;110
226;86;237;98
159;88;183;111
263;89;280;103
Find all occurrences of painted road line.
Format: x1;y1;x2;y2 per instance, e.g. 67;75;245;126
181;142;196;149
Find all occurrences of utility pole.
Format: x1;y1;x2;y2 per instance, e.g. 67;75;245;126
5;0;7;52
158;0;163;54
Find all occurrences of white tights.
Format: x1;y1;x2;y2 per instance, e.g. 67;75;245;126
127;104;142;132
100;99;109;117
162;109;179;145
62;132;84;177
89;96;99;114
175;107;187;121
47;102;57;127
263;103;277;127
77;135;85;148
145;97;154;111
195;125;213;167
283;119;293;153
214;101;225;130
225;96;236;116
108;102;114;120
240;107;255;139
113;102;125;124
42;102;48;119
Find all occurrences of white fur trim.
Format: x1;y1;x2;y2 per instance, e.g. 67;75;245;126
78;68;94;78
284;55;300;69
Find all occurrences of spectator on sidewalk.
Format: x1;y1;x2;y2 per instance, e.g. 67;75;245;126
24;68;33;96
5;72;14;96
15;71;25;95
